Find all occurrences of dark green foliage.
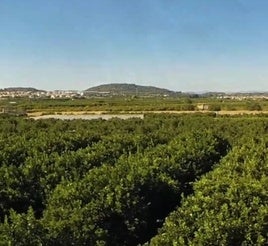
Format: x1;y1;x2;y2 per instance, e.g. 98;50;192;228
0;208;45;246
246;101;262;111
208;104;221;111
42;131;226;245
0;114;267;245
149;138;268;245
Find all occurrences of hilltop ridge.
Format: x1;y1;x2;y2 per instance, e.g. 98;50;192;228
1;87;44;92
85;83;180;96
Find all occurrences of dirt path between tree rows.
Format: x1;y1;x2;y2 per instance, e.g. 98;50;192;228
27;110;268;117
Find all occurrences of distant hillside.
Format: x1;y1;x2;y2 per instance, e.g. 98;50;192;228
85;83;180;96
2;87;44;92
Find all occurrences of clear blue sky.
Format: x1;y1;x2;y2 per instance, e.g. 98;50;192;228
1;0;268;92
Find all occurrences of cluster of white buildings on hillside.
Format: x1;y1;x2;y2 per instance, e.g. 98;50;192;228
0;89;84;99
217;94;268;100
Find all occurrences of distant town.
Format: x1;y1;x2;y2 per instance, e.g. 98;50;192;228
0;88;84;99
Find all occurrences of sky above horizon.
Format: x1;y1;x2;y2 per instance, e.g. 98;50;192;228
1;0;268;92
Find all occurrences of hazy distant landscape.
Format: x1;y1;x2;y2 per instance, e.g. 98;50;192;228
1;83;268;99
1;83;268;117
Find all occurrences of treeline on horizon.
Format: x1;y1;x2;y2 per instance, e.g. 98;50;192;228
0;113;267;245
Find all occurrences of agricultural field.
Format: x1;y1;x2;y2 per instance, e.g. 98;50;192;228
1;96;268;116
0;111;267;245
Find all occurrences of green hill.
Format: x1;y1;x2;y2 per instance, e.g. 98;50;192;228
85;83;180;96
2;87;44;92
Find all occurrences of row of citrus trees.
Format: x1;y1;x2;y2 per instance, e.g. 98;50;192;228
0;114;267;245
149;137;268;245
